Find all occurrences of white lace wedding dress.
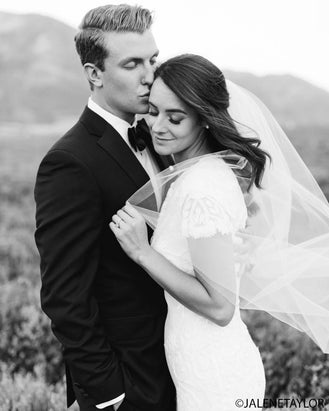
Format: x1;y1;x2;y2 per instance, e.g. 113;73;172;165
151;157;266;411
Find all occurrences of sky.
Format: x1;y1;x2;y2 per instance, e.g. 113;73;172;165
2;0;329;92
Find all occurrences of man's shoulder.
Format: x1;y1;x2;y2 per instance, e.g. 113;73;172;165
45;114;102;162
50;120;88;154
36;124;93;179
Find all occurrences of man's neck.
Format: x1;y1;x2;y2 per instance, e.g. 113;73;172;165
90;94;134;125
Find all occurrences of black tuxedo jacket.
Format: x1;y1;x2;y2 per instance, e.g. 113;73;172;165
34;107;176;410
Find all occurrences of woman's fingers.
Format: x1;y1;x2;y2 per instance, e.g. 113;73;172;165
112;214;121;225
124;202;142;219
117;209;134;224
110;204;144;236
110;205;150;263
115;204;144;225
109;221;120;235
111;214;128;230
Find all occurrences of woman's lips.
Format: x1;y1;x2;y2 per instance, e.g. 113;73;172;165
153;134;174;142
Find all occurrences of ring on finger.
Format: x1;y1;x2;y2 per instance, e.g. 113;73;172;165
116;217;122;229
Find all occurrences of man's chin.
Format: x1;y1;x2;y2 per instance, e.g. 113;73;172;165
134;103;149;115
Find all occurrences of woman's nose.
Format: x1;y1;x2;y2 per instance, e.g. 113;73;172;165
151;115;166;134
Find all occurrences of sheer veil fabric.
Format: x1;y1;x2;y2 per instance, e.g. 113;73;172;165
129;80;329;354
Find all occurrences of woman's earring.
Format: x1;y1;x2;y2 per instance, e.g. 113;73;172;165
205;125;209;129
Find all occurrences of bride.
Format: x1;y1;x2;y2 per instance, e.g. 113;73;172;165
110;54;329;410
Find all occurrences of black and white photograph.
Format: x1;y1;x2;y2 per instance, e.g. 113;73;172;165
0;0;329;410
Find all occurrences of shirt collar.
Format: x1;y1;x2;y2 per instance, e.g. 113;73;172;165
87;97;135;142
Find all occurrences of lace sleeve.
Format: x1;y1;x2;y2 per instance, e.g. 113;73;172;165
179;159;247;239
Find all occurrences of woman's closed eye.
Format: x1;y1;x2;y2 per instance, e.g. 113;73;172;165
169;116;182;125
148;110;183;125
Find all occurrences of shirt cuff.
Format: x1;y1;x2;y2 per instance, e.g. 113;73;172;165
96;393;125;409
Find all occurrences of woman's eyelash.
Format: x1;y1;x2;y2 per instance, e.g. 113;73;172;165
148;111;181;125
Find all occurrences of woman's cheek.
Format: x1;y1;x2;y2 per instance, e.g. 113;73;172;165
146;115;154;129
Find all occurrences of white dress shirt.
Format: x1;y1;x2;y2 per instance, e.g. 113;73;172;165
87;97;160;409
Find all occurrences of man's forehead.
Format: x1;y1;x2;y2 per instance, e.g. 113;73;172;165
104;30;158;60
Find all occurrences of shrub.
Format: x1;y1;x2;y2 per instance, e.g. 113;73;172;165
0;363;79;411
243;310;329;400
0;280;63;384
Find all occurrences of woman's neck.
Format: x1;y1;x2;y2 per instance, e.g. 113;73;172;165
173;134;212;164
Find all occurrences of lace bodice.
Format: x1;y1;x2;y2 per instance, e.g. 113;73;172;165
151;156;247;271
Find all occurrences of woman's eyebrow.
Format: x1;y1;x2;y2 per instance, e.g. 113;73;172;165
149;102;187;115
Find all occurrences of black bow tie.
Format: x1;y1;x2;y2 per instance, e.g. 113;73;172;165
128;118;150;152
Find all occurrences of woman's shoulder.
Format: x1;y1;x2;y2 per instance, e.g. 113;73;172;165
173;156;248;238
177;156;239;199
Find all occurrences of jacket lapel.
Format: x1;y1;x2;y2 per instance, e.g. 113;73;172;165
97;125;150;188
79;107;150;189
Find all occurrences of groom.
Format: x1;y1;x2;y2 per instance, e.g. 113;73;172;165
35;5;175;411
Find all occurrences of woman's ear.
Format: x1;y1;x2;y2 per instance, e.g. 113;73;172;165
83;63;103;88
199;118;209;129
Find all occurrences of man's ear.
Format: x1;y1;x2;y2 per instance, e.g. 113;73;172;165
83;63;103;88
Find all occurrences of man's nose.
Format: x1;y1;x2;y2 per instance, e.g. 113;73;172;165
142;63;155;86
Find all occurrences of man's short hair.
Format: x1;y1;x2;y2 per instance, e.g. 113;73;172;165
75;4;153;71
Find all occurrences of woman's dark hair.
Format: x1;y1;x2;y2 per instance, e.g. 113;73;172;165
154;54;270;189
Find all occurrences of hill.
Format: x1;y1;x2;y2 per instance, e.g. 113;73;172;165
0;11;88;123
225;71;329;128
1;11;329;129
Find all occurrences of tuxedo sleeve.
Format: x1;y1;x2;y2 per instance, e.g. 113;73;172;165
34;149;124;404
